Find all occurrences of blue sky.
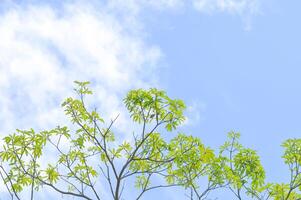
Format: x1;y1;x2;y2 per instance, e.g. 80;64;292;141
0;0;301;199
149;0;301;181
154;0;301;183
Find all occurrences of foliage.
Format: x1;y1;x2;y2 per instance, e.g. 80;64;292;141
267;139;301;200
219;132;266;200
0;81;300;200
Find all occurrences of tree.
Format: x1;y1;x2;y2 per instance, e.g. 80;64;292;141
0;81;190;200
267;139;301;200
0;81;300;200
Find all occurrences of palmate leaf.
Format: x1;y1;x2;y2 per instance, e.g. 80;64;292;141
45;165;59;184
124;88;186;131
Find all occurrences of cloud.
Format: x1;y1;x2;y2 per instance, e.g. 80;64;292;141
193;0;259;14
0;1;162;135
0;0;162;197
108;0;184;12
108;0;260;30
0;0;261;147
183;101;206;127
193;0;260;30
0;0;261;197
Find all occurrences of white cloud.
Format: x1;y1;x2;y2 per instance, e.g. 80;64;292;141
142;0;184;10
108;0;184;12
0;2;161;135
193;0;260;30
0;0;260;135
0;1;162;197
183;101;206;126
114;0;261;30
107;0;259;16
193;0;259;14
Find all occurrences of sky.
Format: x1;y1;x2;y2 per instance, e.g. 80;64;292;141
0;0;301;199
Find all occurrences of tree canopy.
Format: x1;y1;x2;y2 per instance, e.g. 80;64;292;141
0;81;300;200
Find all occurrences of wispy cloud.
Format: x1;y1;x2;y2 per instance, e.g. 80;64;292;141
193;0;259;14
0;1;163;197
193;0;260;30
107;0;184;11
184;101;207;126
110;0;260;30
108;0;260;17
0;1;161;137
